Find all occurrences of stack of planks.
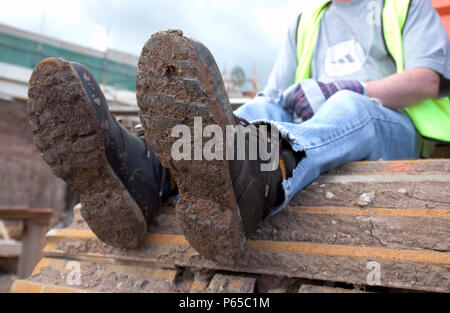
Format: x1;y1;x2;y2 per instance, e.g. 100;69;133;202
11;159;450;293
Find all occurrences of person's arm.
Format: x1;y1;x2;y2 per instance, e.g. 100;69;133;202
366;67;441;110
262;14;300;101
370;0;450;110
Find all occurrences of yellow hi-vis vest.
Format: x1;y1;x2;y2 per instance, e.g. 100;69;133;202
294;0;450;143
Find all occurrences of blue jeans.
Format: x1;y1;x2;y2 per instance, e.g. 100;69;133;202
234;90;423;214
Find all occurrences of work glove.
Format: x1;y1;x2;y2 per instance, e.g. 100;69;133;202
282;79;367;123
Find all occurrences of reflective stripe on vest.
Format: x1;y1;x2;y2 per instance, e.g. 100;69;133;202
295;0;450;143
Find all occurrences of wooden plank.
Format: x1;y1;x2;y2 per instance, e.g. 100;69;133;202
318;174;450;184
291;206;450;218
10;280;92;293
0;209;53;222
327;159;450;175
30;257;177;283
26;160;450;292
68;200;450;287
41;229;450;292
298;284;365;293
255;207;450;252
292;182;450;209
189;271;213;293
206;274;256;293
144;206;450;251
293;160;450;209
145;204;450;251
24;257;179;293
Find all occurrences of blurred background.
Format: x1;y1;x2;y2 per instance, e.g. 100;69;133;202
0;0;312;94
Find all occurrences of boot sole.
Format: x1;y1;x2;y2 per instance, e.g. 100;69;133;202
27;57;147;248
136;30;245;265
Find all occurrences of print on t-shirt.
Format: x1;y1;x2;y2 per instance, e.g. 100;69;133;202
325;39;367;77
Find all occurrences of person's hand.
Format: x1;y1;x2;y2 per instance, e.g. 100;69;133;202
282;79;367;122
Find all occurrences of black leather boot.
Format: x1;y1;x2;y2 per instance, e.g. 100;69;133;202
229;118;301;237
27;57;175;249
136;30;301;264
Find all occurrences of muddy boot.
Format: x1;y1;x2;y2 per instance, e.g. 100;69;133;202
27;57;175;249
136;30;300;264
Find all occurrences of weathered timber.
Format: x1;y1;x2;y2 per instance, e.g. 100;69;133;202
11;159;450;292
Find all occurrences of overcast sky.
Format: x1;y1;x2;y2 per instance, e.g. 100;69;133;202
0;0;311;89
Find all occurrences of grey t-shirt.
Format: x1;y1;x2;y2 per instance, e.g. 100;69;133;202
263;0;450;101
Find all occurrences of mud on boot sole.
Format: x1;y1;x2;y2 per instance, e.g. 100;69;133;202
136;30;245;265
27;57;147;248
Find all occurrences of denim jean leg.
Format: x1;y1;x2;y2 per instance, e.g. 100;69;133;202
234;95;294;123
273;90;422;213
235;91;421;215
